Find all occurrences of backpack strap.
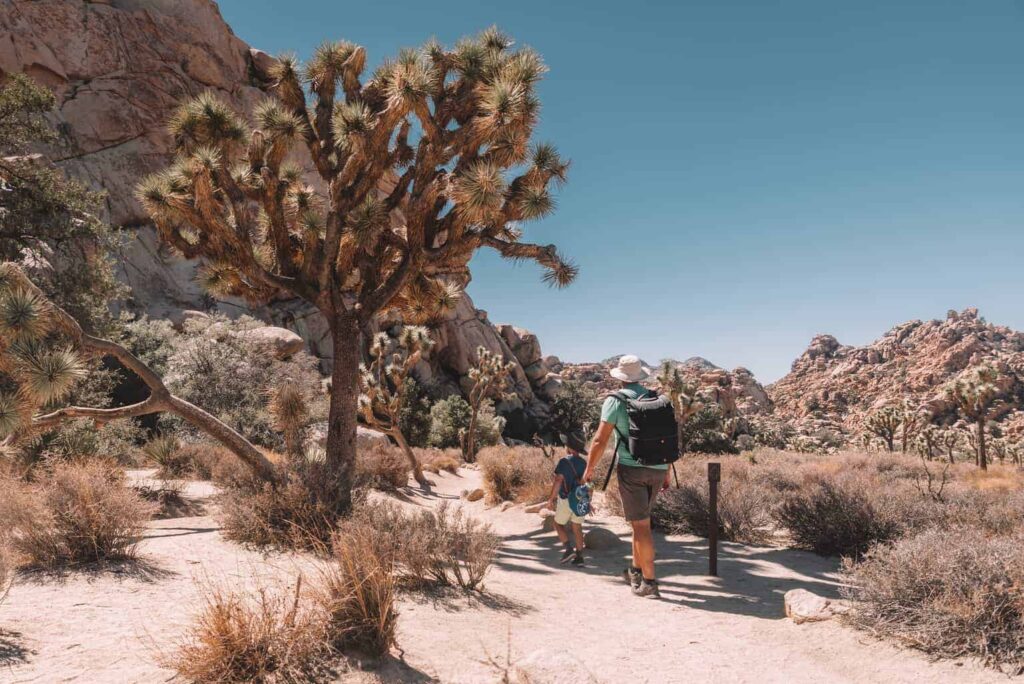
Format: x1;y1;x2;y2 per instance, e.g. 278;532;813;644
603;391;634;490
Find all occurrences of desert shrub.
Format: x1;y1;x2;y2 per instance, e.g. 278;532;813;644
843;529;1024;672
0;460;153;568
161;315;324;451
478;446;550;504
133;479;201;520
318;526;398;657
775;479;902;557
681;405;738;454
142;434;191;477
547;380;600;438
218;457;349;551
339;500;499;591
427;395;471;448
353;442;409;491
397;378;433;448
419;448;461;474
654;463;773;544
169;582;323;683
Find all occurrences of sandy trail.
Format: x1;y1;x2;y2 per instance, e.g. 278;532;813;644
0;468;1005;683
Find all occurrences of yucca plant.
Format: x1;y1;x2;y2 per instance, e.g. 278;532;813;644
136;28;574;511
945;365;1001;470
463;347;514;462
358;326;433;485
268;384;311;462
0;262;275;480
658;361;703;456
864;405;902;452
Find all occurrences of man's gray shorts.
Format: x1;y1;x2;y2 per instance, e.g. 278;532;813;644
616;464;665;522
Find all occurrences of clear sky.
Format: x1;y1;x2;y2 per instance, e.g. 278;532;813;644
217;0;1024;382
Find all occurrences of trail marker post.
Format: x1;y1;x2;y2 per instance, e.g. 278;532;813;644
708;462;721;576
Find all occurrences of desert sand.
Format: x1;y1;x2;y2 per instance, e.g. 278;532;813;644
0;469;1005;684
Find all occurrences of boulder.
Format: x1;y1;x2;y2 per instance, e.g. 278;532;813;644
784;589;848;624
583;527;621;551
464;488;485;503
235;326;305;359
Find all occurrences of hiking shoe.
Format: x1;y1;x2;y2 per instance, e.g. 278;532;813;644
632;578;661;599
623;566;642;589
571;553;585;567
560;546;576;564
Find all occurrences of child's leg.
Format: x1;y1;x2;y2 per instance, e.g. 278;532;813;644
553;520;569;545
571;522;585;552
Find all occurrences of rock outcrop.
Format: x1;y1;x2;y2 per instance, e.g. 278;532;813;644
0;0;563;430
769;308;1024;434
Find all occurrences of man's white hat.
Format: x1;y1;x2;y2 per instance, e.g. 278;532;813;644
608;354;651;383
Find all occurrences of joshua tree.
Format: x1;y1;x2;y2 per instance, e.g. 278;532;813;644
939;427;960;464
358;325;433;485
0;263;276;479
864;406;902;452
944;365;1000;470
463;346;514;462
137;29;574;511
990;437;1009;465
268;384;310;462
915;424;942;460
658;361;703;454
898;400;926;453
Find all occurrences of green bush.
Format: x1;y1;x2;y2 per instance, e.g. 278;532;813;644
428;396;471;449
548;380;600;438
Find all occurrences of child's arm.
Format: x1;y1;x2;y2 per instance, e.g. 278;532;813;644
547;474;563;510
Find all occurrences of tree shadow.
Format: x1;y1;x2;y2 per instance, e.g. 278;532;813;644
496;521;842;620
143;525;219;540
16;556;176;585
0;629;32;667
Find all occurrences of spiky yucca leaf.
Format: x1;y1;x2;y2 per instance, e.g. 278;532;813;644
503;49;547;85
306;40;359;86
0;392;25;438
517;186;554;220
254;100;306;142
480;26;514;52
268;384;309;433
480;78;524;124
332;101;373;146
347;197;388;248
542;257;579;289
168;92;246;149
396;325;433;354
9;343;86;404
452;161;506;222
0;287;51;342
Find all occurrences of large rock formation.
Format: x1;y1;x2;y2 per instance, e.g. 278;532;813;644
0;0;562;429
769;308;1024;434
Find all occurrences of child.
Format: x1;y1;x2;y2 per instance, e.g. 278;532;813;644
547;432;590;566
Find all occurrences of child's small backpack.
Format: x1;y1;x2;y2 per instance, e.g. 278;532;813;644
570;482;591;517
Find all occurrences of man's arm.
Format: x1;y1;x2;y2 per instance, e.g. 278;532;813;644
582;421;614;484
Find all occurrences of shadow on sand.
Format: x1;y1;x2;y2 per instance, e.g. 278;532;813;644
0;629;32;667
496;519;841;620
15;556;176;586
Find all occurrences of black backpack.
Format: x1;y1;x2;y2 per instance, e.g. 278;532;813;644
604;390;679;486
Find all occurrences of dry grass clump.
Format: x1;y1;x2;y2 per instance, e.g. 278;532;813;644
478;446;550;505
0;460;153;568
843;529;1024;673
168;581;325;683
654;460;773;544
142;435;192;478
354;442;409;491
419;448;462;474
0;543;12;606
317;527;398;657
338;500;499;591
219;475;341;552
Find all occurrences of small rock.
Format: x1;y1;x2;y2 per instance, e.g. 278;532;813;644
583;527;621;551
500;501;515;512
465;488;484;502
784;589;848;624
235;326;305;359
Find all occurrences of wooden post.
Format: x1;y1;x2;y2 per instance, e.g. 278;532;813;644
708;462;721;576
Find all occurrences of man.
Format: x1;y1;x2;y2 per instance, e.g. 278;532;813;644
582;355;671;598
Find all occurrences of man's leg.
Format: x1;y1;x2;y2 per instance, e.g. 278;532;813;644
631;518;656;580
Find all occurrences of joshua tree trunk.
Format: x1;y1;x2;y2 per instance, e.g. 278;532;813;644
325;314;362;514
977;419;988;471
393;429;428;486
464;404;480;463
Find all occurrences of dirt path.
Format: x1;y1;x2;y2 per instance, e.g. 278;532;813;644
0;468;1006;683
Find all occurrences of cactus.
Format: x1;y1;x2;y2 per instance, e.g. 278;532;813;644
463;347;515;462
137;29;574;511
864;406;902;452
0;263;275;480
358;326;433;485
944;365;1000;470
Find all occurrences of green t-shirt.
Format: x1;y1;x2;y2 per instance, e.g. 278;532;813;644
601;383;669;470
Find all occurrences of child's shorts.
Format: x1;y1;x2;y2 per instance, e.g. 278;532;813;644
554;496;584;525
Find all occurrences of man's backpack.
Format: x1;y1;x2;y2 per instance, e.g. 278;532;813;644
605;390;679;480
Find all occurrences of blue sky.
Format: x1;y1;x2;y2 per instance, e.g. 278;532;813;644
217;0;1024;382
